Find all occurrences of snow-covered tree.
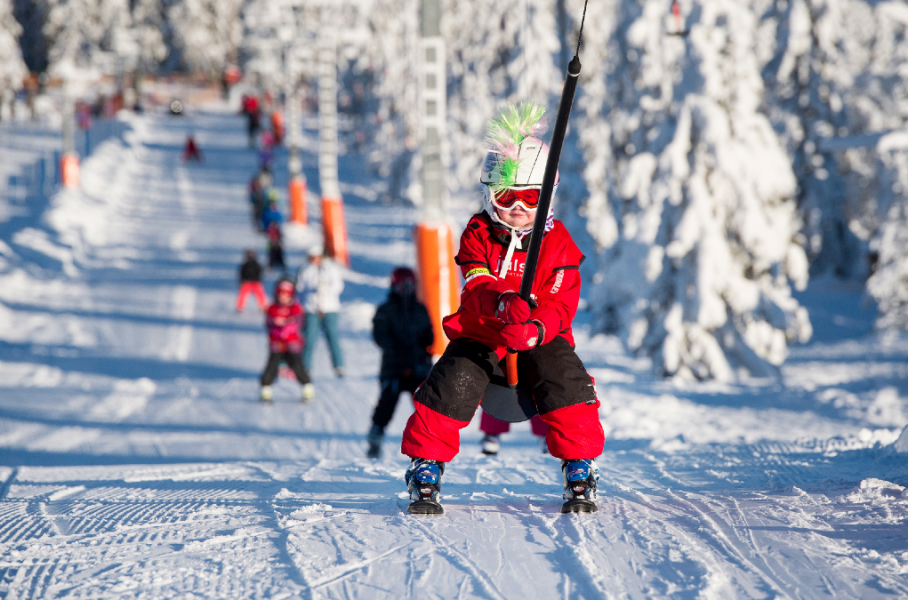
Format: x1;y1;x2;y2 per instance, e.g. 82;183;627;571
867;134;908;329
166;0;242;77
444;0;560;201
566;0;619;248
588;0;812;380
42;0;136;85
759;0;908;280
130;0;168;77
354;0;419;203
239;0;313;90
0;0;27;119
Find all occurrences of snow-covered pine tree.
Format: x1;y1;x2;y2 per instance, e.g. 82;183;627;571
864;4;908;330
758;0;858;278
129;0;168;78
867;134;908;330
589;0;811;380
0;0;27;120
566;0;620;250
356;0;419;203
239;0;310;91
758;0;908;281
42;0;136;85
444;0;560;204
166;0;241;78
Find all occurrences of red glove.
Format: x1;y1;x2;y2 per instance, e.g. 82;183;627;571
496;291;531;324
501;321;544;351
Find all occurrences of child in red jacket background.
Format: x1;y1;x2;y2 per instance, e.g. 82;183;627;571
260;278;314;403
401;103;605;513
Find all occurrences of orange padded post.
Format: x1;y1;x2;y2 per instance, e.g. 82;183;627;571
60;153;80;188
321;196;349;266
289;176;307;224
415;222;461;356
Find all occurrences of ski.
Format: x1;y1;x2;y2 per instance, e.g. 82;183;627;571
561;498;597;514
406;498;444;515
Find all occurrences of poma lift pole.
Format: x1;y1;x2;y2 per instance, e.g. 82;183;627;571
414;0;460;357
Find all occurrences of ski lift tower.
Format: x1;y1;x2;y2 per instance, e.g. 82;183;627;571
318;24;349;265
61;88;79;188
414;0;460;357
285;43;307;225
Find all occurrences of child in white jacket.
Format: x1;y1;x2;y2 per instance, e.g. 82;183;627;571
295;250;345;376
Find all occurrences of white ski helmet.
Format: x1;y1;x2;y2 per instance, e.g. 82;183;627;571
479;103;560;193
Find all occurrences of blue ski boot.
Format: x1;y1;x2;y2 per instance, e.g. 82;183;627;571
405;458;444;515
561;459;599;513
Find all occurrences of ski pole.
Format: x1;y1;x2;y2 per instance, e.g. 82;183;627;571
506;52;583;387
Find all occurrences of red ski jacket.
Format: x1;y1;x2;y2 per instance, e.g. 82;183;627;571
443;212;584;357
266;302;304;353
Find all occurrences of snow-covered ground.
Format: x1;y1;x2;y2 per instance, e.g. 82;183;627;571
0;108;906;599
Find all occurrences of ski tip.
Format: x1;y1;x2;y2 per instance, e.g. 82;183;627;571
561;499;597;514
407;500;444;515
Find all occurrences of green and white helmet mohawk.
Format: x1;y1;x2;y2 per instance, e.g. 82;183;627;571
480;102;559;194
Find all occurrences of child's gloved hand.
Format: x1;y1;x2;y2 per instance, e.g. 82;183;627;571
496;291;531;324
501;322;543;351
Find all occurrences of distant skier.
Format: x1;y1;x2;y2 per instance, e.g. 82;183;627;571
182;134;203;162
249;168;275;232
478;410;548;455
259;129;276;168
260;278;314;403
261;198;283;234
271;110;285;145
242;94;261;148
295;250;346;377
266;222;285;272
400;103;604;514
236;249;267;313
366;267;434;459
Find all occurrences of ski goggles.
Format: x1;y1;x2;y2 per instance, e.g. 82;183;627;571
490;188;541;211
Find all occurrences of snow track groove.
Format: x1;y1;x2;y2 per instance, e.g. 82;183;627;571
666;490;789;597
514;505;612;599
406;513;509;600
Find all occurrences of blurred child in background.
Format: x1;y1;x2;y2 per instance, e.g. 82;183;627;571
478;410;549;455
366;267;434;458
260;279;314;404
295;250;345;377
236;249;267;313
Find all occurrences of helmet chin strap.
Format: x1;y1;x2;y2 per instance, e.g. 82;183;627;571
499;226;523;278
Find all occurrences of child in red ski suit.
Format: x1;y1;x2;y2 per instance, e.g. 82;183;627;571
402;103;604;512
260;279;313;403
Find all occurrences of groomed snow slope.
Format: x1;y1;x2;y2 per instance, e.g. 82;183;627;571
0;109;907;599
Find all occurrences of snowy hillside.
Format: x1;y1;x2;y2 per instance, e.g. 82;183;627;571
0;106;906;598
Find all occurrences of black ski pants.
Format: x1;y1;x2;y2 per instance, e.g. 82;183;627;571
403;336;603;461
371;374;423;430
414;336;597;421
260;351;311;386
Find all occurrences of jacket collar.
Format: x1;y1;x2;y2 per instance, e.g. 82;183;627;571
479;211;536;252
